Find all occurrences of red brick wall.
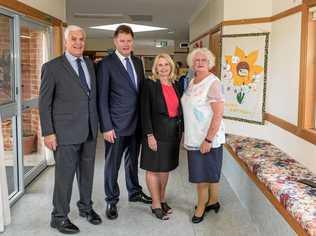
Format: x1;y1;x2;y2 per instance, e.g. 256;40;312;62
2;25;43;152
0;15;13;151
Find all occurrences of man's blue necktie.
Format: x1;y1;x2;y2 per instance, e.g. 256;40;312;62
76;58;90;95
125;57;137;89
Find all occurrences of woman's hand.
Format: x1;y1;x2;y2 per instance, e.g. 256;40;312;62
200;140;212;154
147;134;158;152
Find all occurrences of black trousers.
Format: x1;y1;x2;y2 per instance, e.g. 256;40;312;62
51;136;97;221
104;135;142;204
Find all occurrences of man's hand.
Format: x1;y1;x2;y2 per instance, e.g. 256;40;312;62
103;130;116;143
44;134;57;151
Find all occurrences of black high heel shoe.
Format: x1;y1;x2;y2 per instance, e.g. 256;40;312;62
161;202;172;214
205;202;220;213
151;207;169;220
191;208;206;224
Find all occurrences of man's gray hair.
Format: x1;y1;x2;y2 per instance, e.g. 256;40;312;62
64;25;86;41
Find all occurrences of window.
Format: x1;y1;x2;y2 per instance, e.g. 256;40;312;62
298;3;316;144
0;15;14;105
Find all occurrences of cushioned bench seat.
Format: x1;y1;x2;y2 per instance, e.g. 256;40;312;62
226;134;316;236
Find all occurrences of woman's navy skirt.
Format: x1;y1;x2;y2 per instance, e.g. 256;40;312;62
187;145;223;183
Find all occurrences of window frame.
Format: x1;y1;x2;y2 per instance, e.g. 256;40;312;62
297;1;316;144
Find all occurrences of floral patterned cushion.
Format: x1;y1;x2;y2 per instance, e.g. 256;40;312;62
226;134;316;236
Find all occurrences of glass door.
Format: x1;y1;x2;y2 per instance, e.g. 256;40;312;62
20;18;51;186
0;10;23;202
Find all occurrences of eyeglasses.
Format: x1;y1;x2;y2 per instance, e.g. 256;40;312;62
193;58;208;64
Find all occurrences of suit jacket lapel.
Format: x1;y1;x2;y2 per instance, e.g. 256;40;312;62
131;56;141;90
61;54;88;96
157;81;169;114
112;53;138;92
172;82;182;116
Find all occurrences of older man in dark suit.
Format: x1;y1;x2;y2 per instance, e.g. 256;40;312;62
97;25;152;220
39;25;101;234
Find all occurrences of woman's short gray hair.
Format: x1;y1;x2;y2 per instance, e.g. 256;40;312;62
64;25;86;41
187;47;215;70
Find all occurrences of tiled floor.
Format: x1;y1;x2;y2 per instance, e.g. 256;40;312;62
3;137;260;235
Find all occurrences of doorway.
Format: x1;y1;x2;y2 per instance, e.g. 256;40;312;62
0;8;52;204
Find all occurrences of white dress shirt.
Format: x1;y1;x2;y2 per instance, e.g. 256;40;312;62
65;51;91;89
115;50;138;87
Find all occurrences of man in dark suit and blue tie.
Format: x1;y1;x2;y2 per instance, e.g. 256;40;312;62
97;25;152;220
39;25;102;234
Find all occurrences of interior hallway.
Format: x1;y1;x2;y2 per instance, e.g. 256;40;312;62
3;136;260;236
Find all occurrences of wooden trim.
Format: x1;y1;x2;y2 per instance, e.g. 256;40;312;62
174;51;189;54
299;128;316;144
264;113;297;134
265;112;316;145
225;144;309;236
52;24;63;57
222;17;271;26
304;11;316;128
306;0;316;7
0;0;63;26
190;23;222;45
271;5;303;21
298;4;310;128
190;5;303;44
190;32;210;45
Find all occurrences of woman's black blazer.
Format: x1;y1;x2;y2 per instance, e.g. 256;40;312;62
140;78;183;141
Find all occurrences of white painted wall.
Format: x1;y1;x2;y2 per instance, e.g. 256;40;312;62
222;23;271;35
267;13;301;124
189;0;224;41
272;0;302;15
18;0;66;22
224;0;272;20
189;1;316;173
85;38;114;51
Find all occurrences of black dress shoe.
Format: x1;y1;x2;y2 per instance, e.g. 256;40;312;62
79;209;102;225
205;202;220;213
129;191;152;204
106;203;118;220
50;218;80;234
151;207;169;220
191;209;206;224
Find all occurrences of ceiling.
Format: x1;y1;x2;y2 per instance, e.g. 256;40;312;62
66;0;206;42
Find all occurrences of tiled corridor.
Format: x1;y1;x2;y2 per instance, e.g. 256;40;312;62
4;136;260;236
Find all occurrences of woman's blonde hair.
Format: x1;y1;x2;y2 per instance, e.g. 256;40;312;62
150;53;177;82
187;47;215;70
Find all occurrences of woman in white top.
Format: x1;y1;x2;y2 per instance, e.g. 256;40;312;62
181;48;225;224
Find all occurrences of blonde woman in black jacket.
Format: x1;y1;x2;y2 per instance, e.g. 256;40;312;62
140;53;183;220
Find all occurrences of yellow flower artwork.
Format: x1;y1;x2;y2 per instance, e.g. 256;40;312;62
225;47;263;86
223;47;264;104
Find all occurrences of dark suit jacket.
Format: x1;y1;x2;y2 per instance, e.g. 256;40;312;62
97;52;145;136
140;78;183;141
39;54;99;145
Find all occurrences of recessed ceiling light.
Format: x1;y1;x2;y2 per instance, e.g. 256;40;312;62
90;23;167;33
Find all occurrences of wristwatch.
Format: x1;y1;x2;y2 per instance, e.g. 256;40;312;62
204;137;212;144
